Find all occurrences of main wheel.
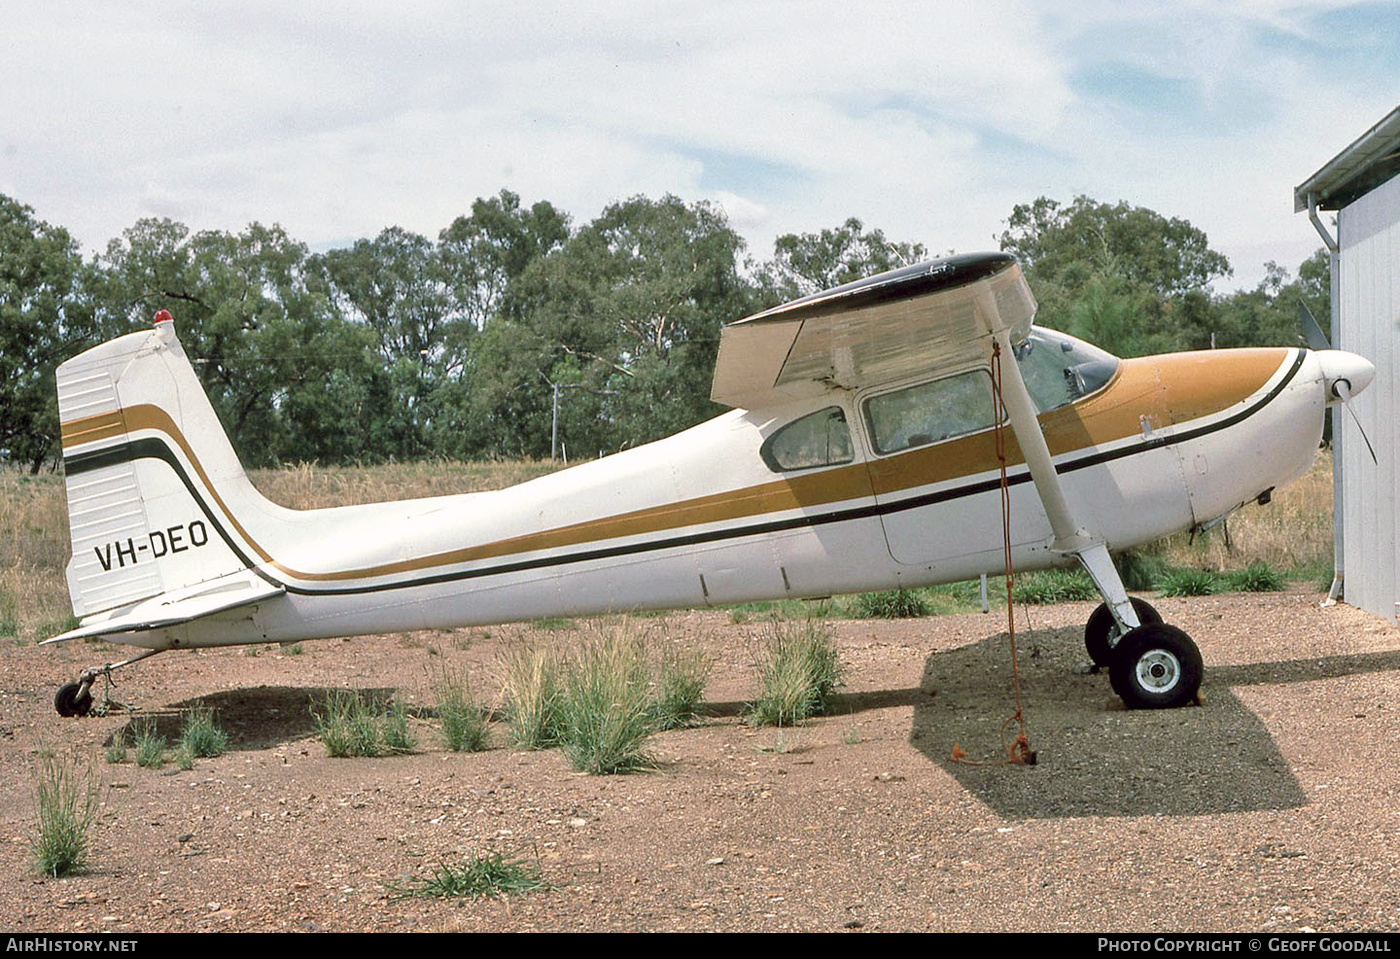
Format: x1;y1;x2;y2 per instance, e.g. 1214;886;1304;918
1109;624;1203;710
54;682;93;718
1084;598;1161;667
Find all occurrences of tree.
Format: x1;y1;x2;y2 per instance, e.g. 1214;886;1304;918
0;194;94;471
757;217;928;302
1000;195;1231;298
315;227;474;460
95;219;379;466
438;189;571;329
478;195;755;458
999;195;1232;356
1208;252;1330;351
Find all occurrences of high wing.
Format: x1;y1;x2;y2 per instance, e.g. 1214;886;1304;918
710;252;1035;409
711;250;1142;636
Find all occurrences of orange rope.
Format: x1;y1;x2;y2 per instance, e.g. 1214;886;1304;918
952;340;1036;766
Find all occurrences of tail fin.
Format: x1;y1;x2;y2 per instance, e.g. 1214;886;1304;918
57;313;280;618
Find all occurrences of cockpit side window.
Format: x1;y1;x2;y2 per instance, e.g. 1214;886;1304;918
864;370;1001;455
761;407;855;472
1013;328;1120;413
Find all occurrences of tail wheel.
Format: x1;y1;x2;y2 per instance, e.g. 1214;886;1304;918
1084;598;1162;667
1109;624;1203;710
54;682;94;718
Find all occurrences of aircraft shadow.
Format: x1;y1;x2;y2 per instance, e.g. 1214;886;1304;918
909;625;1312;820
105;686;403;752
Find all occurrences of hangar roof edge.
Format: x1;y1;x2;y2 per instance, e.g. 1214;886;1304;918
1295;104;1400;213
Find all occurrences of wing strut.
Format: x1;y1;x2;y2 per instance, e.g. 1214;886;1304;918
988;328;1141;634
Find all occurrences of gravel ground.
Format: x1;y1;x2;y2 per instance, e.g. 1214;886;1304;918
2;588;1398;933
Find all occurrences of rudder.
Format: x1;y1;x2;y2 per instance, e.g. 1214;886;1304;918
57;313;278;618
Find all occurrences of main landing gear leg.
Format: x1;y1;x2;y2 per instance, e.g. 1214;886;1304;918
1074;543;1202;710
54;648;165;717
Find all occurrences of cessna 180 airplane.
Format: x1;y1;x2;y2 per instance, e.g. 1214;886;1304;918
45;252;1374;717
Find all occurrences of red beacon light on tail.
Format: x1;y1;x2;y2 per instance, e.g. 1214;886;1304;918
153;309;173;326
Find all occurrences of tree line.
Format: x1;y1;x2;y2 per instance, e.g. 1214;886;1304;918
1;189;1328;472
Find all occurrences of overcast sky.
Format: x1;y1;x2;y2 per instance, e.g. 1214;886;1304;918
3;0;1398;293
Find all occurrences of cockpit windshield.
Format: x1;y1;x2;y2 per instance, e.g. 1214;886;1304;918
1013;327;1120;414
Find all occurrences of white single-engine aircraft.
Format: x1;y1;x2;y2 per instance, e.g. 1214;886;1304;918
46;252;1374;717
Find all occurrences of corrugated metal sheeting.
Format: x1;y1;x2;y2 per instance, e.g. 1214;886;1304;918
1336;173;1400;621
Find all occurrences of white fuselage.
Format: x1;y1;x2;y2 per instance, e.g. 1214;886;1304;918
148;344;1325;651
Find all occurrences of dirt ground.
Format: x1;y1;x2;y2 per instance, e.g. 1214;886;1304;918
2;588;1399;933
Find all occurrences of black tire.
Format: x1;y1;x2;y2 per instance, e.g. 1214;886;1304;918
54;682;93;718
1084;598;1161;667
1109;624;1203;710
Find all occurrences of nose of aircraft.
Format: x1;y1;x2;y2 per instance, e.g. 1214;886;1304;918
1314;349;1376;405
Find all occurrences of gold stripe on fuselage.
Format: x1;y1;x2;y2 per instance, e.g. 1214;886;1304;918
58;349;1292;584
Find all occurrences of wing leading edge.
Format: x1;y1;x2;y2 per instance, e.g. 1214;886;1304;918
710;252;1035;410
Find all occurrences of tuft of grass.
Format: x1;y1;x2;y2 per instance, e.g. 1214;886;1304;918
1113;549;1169;592
557;626;657;775
312;689;415;758
380;700;417;754
0;590;19;638
1222;560;1286;593
104;731;128;765
178;706;230;759
922;579;994;614
650;641;712;730
748;620;842;727
313;690;382;758
31;750;101;878
530;617;575;631
434;667;490;753
385;849;550;901
852;588;928;619
282;643;304;656
1158;567;1218;597
133;720;166;769
498;644;566;750
1014;568;1098;604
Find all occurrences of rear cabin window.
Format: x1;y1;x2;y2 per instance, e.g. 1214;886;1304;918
761;407;854;472
864;370;1001;455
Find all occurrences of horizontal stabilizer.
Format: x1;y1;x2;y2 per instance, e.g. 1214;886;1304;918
43;572;284;644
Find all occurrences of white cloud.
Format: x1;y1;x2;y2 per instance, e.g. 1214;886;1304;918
1;0;1396;292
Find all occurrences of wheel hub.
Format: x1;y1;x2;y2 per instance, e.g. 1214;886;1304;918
1135;649;1181;693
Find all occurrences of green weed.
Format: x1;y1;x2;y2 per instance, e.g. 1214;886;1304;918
1158;567;1218;597
1014;568;1098;604
852;588;928;619
385;849;550;901
1222;560;1286;593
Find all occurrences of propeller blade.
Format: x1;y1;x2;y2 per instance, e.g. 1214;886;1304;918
1335;381;1379;465
1299;301;1332;352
